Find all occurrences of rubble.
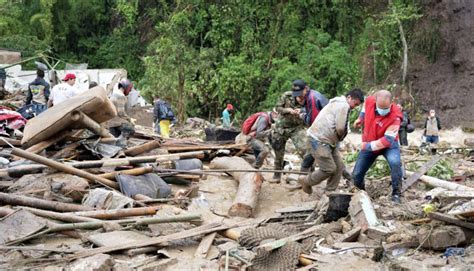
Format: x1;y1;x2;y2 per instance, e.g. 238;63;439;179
1;80;474;270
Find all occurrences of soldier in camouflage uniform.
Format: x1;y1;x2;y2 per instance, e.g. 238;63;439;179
270;90;313;182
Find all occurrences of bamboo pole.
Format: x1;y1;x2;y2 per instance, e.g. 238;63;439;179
11;147;119;189
7;214;202;245
0;151;205;178
0;192;93;212
124;140;161;156
98;167;153;180
18;207;99;223
66;206;159;220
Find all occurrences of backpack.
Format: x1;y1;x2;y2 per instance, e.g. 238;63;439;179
160;102;175;120
242;112;270;135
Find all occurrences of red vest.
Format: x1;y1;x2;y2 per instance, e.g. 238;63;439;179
362;96;402;142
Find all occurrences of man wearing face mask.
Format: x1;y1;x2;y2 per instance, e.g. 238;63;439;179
301;88;365;194
424;109;441;144
352;90;403;203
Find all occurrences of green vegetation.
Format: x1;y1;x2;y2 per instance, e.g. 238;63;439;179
0;0;425;122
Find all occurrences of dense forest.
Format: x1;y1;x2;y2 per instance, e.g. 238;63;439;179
1;0;438;122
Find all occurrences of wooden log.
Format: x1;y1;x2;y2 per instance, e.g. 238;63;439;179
0;137;21;147
194;232;216;259
406;171;474;192
210;156;263;217
98;167;153;180
24;131;72;154
402;155;442;192
8;213;202;246
67;206;159;220
0;206;15;217
428;212;474;230
11;147;120;189
124;140;161;156
70;111;115;138
17;207;99;223
0;151;205;178
0;192;93;212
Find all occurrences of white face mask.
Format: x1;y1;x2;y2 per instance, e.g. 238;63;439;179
430;112;435;117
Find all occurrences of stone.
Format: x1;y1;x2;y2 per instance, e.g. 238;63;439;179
341;220;352;234
418;226;466;250
68;253;114;271
349;191;382;232
367;226;391;241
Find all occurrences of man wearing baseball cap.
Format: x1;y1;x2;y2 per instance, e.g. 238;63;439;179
47;73;79;107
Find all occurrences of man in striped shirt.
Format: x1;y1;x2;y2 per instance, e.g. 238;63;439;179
352;90;403;203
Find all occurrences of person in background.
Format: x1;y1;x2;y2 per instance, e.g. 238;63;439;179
107;79;135;138
47;73;78;107
301;88;364;194
352;90;403;203
153;96;176;138
241;111;278;168
424;109;441;144
398;104;410;146
26;69;50;105
222;103;234;128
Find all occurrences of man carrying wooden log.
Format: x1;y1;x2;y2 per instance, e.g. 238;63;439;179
241;111;278;168
301;88;364;194
352;90;404;204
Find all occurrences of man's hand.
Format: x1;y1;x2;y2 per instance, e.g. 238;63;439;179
353;118;362;129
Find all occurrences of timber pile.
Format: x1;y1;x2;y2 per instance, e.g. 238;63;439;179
1;89;474;270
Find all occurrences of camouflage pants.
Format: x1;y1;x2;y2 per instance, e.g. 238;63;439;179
270;127;313;171
249;138;270;168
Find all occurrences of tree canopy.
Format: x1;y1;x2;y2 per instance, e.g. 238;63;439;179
0;0;425;122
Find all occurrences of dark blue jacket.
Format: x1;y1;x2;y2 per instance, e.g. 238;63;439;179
26;77;50;104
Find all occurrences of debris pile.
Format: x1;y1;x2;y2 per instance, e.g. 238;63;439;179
1;87;474;270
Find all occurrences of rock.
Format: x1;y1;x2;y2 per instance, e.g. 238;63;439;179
418;226;466;250
341;220;352;234
422;257;447;268
464;138;474;146
366;226;391;241
68;253;114;271
349;191;382;231
338;226;361;242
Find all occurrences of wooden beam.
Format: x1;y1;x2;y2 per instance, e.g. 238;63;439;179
402;155;442;192
428;212;474;230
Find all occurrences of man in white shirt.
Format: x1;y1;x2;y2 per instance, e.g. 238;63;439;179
48;73;79;107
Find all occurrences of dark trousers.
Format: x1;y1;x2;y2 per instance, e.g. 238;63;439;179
399;129;408;146
352;143;402;196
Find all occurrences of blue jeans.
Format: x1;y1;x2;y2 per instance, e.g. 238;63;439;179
352;143;402;195
425;135;439;144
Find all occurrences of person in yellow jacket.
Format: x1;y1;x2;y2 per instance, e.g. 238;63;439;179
153;96;176;138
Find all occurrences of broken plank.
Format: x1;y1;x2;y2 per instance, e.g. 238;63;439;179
428;212;474;230
402;155;442;192
339;226;361;242
194;232;217;259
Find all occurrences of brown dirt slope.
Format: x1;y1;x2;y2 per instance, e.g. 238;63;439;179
411;0;474;127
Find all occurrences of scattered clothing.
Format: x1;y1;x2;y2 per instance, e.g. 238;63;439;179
0;106;27;136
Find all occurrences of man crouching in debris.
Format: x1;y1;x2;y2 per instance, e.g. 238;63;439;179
241;111;278;168
352;90;403;203
301;88;364;194
107;79;135;138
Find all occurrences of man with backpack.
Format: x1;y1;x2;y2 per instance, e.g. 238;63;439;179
153;96;176;138
242;111;278;168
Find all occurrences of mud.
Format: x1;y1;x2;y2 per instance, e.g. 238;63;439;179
410;0;474;127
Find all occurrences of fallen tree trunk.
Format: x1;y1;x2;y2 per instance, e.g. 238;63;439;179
0;151;205;178
67;206;159;220
406;171;474;192
0;192;93;212
210;157;263;218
